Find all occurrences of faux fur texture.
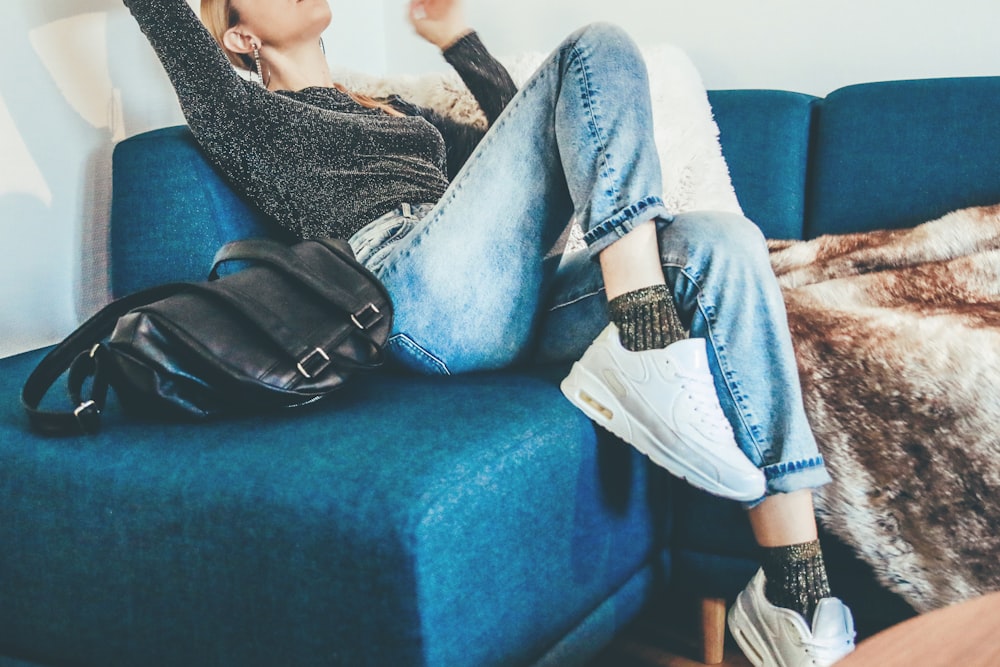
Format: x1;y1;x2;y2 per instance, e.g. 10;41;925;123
332;43;742;229
769;204;1000;612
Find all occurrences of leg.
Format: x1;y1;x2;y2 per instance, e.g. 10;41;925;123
539;211;855;664
600;220;666;300
539;211;830;495
367;23;670;375
748;489;818;547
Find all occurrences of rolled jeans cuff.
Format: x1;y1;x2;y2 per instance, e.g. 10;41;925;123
582;195;673;258
743;456;833;509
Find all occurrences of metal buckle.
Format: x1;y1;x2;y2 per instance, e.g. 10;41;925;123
73;400;100;433
351;303;382;330
296;347;330;379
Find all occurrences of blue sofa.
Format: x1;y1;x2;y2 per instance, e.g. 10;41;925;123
4;75;1000;667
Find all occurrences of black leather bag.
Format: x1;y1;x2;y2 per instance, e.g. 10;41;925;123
22;237;392;436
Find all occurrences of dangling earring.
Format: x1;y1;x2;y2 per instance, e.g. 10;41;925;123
320;37;326;55
251;42;270;88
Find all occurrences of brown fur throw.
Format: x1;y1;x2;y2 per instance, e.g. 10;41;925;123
769;204;1000;612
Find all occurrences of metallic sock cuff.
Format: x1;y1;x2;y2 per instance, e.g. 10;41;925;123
760;539;832;619
607;284;686;351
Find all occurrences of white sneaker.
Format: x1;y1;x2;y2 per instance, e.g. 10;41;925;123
560;323;766;502
728;569;856;667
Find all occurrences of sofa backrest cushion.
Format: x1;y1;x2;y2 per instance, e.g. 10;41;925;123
709;89;817;240
113;78;1000;294
110;90;819;298
110;126;286;298
807;76;1000;238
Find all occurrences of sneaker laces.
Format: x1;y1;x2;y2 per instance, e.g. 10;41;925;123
676;370;735;441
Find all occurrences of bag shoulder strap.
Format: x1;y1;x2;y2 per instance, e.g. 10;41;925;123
21;283;188;436
211;238;388;320
179;280;385;373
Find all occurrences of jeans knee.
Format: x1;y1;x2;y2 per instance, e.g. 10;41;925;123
662;211;772;280
564;22;644;68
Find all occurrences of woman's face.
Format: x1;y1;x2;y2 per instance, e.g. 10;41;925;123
229;0;332;48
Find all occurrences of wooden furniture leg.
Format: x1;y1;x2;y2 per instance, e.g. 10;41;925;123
700;597;727;665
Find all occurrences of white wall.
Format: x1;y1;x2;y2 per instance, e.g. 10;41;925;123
383;0;1000;93
0;0;383;359
3;0;999;358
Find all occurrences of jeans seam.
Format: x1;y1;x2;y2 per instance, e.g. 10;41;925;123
581;195;668;248
568;41;621;208
547;286;605;313
389;333;451;376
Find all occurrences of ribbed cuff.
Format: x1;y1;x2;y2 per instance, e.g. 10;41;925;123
608;284;686;351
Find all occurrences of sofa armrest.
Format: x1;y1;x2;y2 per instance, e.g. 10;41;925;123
110;126;287;297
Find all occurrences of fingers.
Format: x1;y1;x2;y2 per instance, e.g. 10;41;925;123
407;0;468;49
409;0;427;21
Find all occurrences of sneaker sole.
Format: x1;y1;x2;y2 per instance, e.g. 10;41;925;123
728;592;780;667
560;360;763;502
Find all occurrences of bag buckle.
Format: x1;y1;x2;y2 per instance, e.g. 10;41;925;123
73;400;101;434
351;303;382;330
296;347;331;379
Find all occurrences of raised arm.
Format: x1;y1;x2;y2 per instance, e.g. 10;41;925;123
442;32;518;125
408;0;517;125
122;0;252;121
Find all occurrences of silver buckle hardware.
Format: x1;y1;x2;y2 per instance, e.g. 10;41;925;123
73;400;100;433
351;303;382;330
296;347;331;379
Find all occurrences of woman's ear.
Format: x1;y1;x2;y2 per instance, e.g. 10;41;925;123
222;27;257;55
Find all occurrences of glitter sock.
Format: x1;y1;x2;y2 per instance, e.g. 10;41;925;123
760;540;832;621
607;284;686;352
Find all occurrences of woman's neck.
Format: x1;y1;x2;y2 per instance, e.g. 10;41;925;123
260;42;334;92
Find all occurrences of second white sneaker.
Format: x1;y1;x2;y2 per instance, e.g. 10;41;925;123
728;569;856;667
560;323;765;502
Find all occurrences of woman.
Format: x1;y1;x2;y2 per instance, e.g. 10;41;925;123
123;0;855;663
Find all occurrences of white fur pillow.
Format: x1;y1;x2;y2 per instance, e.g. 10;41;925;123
334;43;742;241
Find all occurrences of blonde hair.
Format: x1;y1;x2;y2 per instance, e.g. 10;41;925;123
199;0;403;116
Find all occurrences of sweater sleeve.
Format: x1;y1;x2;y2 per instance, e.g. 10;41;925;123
419;31;517;178
442;32;518;125
122;0;253;121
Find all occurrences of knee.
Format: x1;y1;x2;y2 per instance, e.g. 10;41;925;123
661;211;772;279
563;22;644;66
574;22;634;45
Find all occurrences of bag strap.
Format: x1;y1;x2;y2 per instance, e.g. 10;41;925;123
183;280;385;375
21;283;188;436
211;238;387;323
209;238;389;371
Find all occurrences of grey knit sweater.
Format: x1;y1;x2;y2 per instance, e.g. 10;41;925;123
123;0;518;240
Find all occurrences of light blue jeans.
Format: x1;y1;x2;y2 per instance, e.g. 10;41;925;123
350;23;831;496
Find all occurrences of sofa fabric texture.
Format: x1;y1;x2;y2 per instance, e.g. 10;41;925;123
0;350;666;667
4;76;999;666
807;77;1000;237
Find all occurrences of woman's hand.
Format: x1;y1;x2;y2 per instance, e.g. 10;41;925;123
407;0;472;50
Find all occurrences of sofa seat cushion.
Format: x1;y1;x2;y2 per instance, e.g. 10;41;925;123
0;351;666;667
